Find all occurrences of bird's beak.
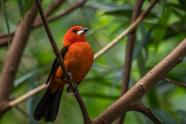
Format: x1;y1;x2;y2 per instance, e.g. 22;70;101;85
77;28;89;35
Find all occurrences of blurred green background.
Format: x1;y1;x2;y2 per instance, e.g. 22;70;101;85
0;0;186;124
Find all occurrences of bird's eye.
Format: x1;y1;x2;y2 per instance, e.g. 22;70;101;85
72;29;78;33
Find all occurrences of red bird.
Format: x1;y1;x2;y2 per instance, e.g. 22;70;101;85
34;25;94;122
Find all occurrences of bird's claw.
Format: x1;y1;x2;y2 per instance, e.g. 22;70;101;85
66;84;71;93
72;83;78;95
64;72;72;82
66;83;78;95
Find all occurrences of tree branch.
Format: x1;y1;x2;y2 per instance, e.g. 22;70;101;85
35;0;91;123
92;38;186;124
9;84;48;107
0;3;37;114
163;77;186;88
117;0;145;124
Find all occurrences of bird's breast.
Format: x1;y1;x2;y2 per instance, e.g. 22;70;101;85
64;42;94;83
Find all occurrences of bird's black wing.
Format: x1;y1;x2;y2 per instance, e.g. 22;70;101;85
45;45;69;84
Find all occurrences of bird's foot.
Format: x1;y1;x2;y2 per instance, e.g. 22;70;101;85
66;83;78;95
64;72;73;82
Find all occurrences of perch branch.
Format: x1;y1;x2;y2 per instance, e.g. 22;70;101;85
35;0;91;123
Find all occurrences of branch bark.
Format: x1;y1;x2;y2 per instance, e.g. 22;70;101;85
0;3;37;114
117;0;144;124
35;0;91;123
92;38;186;124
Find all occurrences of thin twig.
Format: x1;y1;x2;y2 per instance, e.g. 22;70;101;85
9;84;47;106
126;103;161;124
35;0;91;123
117;0;144;124
163;77;186;88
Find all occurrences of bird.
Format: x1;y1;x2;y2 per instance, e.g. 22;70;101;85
33;25;94;122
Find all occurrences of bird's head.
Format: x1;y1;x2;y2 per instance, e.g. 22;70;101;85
63;25;88;46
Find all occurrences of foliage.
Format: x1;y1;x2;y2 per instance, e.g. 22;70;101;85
0;0;185;124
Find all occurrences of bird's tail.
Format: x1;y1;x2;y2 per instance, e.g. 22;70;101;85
33;82;63;122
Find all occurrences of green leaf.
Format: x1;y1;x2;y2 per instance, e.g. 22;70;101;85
167;3;186;12
1;0;10;36
16;0;34;16
155;109;177;124
22;0;34;15
17;0;25;16
163;20;186;40
178;0;186;7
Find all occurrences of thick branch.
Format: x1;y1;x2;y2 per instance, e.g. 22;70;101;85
0;2;37;111
117;0;144;124
92;38;186;124
35;0;90;123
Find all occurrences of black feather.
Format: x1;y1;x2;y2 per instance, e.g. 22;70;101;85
33;87;63;122
34;45;69;121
